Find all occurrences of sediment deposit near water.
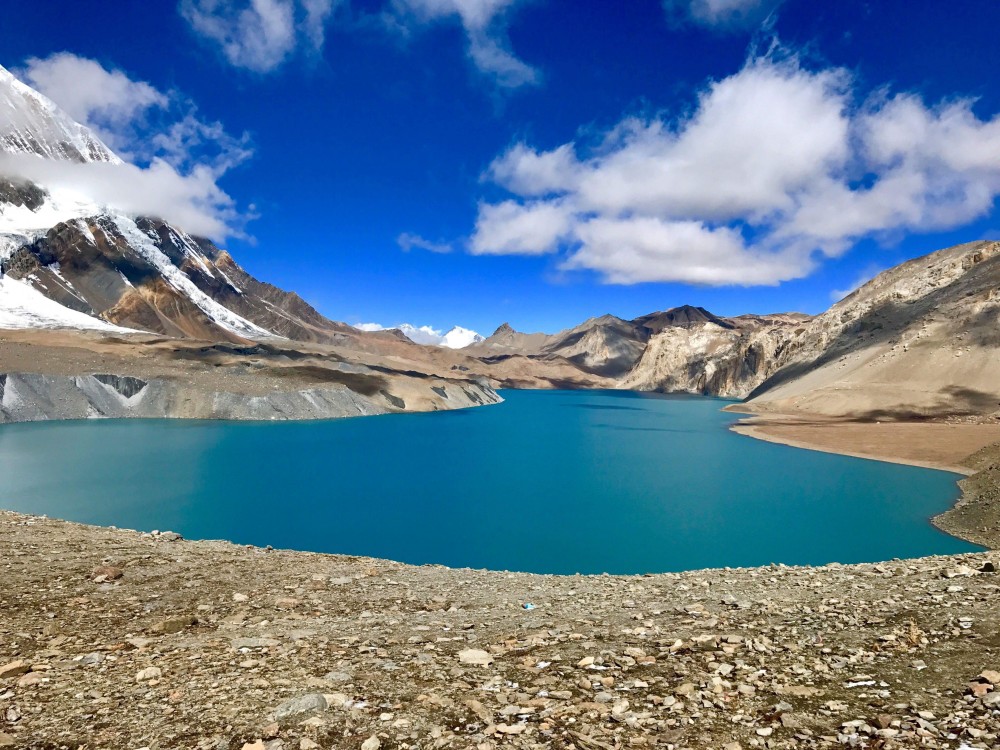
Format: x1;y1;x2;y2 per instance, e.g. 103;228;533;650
2;510;999;750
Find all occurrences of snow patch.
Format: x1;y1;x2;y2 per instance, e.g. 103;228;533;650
0;276;134;332
109;215;275;339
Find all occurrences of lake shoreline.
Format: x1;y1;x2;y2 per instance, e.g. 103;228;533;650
0;390;974;574
727;407;1000;550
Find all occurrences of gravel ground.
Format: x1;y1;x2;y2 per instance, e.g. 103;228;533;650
1;511;999;750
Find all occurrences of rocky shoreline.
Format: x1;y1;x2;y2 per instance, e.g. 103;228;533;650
1;510;1000;750
934;442;1000;550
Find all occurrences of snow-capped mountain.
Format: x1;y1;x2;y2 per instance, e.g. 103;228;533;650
0;64;120;164
440;325;484;348
0;64;359;342
353;322;484;348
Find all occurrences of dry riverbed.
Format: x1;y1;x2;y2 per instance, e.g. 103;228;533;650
1;511;1000;750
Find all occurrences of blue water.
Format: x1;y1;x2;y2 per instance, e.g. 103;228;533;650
0;390;978;574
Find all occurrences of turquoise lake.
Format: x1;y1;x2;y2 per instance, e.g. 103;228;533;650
0;389;979;574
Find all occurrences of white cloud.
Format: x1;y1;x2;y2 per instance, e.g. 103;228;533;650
180;0;338;73
470;49;1000;286
664;0;784;30
9;55;252;240
387;0;538;88
397;232;452;253
353;322;483;347
0;153;244;240
471;199;573;255
19;53;169;156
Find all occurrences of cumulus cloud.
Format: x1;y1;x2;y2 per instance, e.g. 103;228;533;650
9;54;252;240
397;231;452;253
180;0;338;73
470;49;1000;286
20;53;169;156
664;0;784;30
387;0;538;88
0;154;243;239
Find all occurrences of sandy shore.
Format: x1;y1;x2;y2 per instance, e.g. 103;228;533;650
728;412;1000;475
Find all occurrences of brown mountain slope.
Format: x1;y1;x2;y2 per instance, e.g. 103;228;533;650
743;240;1000;419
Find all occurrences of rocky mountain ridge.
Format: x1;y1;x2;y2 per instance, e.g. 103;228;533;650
470;240;1000;419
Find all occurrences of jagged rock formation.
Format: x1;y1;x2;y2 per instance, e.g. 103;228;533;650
621;312;811;397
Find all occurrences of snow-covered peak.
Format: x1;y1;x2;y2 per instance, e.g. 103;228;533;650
353;322;484;348
441;326;485;348
0;64;120;164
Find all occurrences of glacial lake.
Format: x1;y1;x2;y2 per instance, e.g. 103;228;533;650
0;390;979;574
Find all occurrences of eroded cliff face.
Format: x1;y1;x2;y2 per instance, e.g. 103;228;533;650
620;314;809;398
0;372;501;424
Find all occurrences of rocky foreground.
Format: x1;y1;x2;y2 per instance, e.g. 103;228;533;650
1;512;999;750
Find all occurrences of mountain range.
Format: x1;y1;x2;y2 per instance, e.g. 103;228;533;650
1;63;998;426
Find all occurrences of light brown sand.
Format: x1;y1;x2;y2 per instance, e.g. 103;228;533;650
730;414;1000;475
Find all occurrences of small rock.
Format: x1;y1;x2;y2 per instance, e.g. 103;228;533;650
78;652;105;666
91;565;123;582
496;724;526;735
152;616;197;634
979;669;1000;685
272;693;328;721
17;673;42;688
232;638;281;650
458;649;493;666
261;723;280;740
942;565;978;578
0;661;30;679
360;737;381;750
0;734;15;748
136;666;162;682
233;593;249;602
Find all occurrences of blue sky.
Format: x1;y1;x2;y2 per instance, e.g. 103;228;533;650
3;0;1000;335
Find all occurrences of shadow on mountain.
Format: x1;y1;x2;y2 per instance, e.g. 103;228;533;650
749;252;1000;401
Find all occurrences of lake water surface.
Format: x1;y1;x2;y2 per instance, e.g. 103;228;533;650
0;390;978;573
